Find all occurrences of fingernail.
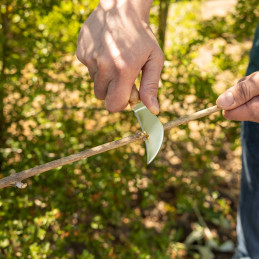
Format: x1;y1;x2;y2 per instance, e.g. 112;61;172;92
151;97;159;115
217;91;234;109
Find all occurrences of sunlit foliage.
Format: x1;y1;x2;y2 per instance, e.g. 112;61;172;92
0;0;258;258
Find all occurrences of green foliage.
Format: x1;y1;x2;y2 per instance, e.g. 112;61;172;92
232;0;259;40
0;0;258;258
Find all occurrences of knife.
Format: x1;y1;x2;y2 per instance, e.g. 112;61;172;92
129;85;164;164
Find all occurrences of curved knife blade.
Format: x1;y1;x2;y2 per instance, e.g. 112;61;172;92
132;102;164;164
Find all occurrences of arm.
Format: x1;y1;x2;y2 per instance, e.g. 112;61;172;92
76;0;164;114
216;71;259;122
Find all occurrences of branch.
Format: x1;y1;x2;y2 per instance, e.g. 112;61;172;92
0;105;220;189
0;132;146;189
163;105;220;131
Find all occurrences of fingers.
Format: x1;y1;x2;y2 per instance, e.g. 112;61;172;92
216;72;259;110
139;48;164;115
223;96;259;122
102;46;164;113
105;74;135;112
93;72;110;100
76;48;97;80
93;58;113;100
237;76;248;84
77;49;112;101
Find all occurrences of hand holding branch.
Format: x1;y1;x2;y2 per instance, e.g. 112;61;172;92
217;71;259;122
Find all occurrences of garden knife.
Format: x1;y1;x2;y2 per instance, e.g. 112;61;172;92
129;85;164;164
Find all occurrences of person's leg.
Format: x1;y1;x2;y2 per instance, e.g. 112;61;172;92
234;22;259;259
234;206;249;258
235;122;259;258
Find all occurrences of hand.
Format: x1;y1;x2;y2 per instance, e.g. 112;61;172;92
76;0;164;114
216;71;259;122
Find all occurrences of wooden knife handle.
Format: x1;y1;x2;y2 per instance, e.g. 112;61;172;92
129;85;141;107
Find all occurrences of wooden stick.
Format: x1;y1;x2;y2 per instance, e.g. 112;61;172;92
164;105;221;131
0;105;221;189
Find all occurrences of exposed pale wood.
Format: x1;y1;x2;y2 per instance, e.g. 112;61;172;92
0;105;221;189
164;105;221;131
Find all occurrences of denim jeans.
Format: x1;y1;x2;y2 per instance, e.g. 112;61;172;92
234;22;259;259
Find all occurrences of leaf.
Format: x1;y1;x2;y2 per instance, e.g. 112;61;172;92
37;228;46;240
0;239;9;248
184;224;203;245
196;245;215;259
217;240;235;252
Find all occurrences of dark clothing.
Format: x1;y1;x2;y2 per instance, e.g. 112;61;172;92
247;22;259;76
235;22;259;259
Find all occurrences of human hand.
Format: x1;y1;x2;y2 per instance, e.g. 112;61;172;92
216;72;259;122
76;0;164;114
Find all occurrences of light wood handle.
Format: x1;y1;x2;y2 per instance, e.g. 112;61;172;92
129;85;141;107
164;105;221;131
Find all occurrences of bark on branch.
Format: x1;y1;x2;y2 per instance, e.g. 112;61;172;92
0;105;220;189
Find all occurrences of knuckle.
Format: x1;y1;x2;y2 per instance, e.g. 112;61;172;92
76;49;92;66
97;57;111;71
237;76;247;84
236;81;251;102
113;55;140;75
114;58;130;73
158;51;165;66
154;47;165;67
140;82;158;95
76;49;84;63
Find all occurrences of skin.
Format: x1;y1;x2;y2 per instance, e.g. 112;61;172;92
76;0;164;114
216;71;259;122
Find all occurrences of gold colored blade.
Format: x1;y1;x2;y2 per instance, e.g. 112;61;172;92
132;102;164;164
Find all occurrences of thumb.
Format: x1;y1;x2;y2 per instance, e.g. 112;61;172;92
216;72;259;110
139;48;164;115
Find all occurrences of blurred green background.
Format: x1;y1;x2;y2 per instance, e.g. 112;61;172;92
0;0;259;258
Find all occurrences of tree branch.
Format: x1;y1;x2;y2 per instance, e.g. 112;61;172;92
0;7;9;173
0;105;220;189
